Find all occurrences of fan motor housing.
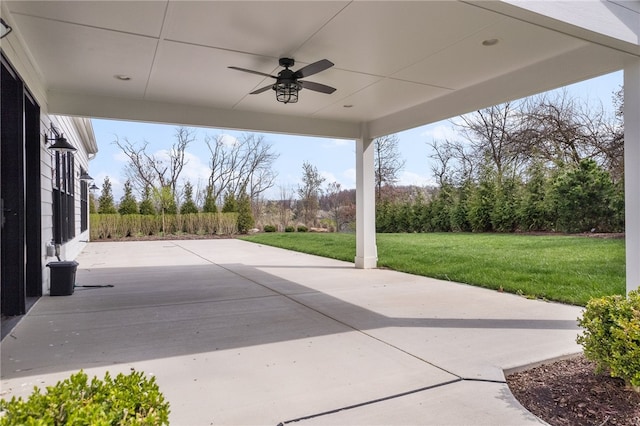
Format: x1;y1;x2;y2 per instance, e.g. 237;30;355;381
279;57;295;68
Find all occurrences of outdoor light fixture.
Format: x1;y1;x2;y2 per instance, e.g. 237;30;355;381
79;172;94;181
45;124;77;153
0;18;12;39
275;81;301;104
89;183;99;191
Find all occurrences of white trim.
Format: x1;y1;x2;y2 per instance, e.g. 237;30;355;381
48;90;361;140
624;59;640;293
355;135;377;269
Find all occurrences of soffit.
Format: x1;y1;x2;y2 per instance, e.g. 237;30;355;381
3;1;637;139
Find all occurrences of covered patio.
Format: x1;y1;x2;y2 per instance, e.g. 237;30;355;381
1;1;639;294
1;239;582;424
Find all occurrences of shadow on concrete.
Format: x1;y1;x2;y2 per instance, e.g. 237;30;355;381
1;260;579;380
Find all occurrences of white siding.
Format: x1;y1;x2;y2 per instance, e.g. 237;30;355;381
3;6;97;295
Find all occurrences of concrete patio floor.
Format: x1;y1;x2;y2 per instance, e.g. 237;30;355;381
1;239;584;425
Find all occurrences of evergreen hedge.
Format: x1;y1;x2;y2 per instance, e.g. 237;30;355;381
376;159;624;234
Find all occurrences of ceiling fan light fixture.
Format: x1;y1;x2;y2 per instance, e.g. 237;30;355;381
275;81;301;104
230;57;335;104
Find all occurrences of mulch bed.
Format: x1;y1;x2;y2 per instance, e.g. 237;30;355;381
507;355;640;425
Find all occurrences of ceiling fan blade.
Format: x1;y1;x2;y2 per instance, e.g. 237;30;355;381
250;84;273;95
299;80;336;94
293;59;334;79
228;66;276;79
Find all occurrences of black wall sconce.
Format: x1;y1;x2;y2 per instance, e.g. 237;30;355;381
0;18;12;39
79;171;94;181
45;124;77;153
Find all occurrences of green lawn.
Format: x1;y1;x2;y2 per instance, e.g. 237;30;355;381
240;232;625;306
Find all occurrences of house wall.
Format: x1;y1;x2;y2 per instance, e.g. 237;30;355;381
46;115;94;265
1;7;97;297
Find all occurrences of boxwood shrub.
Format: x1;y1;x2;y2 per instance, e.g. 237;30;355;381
297;225;308;232
284;226;295;233
0;370;170;425
577;290;640;390
263;224;277;233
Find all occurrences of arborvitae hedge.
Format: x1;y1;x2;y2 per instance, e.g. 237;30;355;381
376;160;624;234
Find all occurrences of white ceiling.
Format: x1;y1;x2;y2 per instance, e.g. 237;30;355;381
3;1;638;139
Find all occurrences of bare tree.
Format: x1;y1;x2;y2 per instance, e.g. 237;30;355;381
427;139;455;187
519;90;620;176
205;133;279;205
427;131;479;189
114;127;195;199
297;162;325;226
608;87;625;182
374;134;406;200
278;184;295;229
205;134;235;205
434;91;622;187
325;181;343;232
456;102;524;184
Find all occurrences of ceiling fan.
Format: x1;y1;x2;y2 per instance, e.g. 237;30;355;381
229;58;336;104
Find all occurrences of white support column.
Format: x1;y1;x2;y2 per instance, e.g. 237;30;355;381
355;135;377;269
624;60;640;293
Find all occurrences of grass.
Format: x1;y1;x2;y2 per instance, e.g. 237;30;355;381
240;232;625;306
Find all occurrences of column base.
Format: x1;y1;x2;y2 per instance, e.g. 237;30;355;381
354;256;377;269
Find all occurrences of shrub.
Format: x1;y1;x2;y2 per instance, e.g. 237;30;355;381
297;225;308;232
0;370;170;425
551;159;616;233
236;193;255;234
577;290;640;390
140;214;162;236
284;226;295;233
118;180;138;215
263;225;277;232
218;213;238;235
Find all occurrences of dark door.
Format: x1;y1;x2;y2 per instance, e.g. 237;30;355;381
1;57;26;316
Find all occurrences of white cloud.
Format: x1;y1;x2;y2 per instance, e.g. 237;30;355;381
398;170;436;187
219;133;239;147
320;170;338;184
328;168;432;189
322;138;353;148
342;168;356;188
420;123;458;141
113;151;129;163
180;151;211;187
93;171;124;201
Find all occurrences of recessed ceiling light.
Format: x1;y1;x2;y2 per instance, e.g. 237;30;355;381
115;74;131;81
343;104;353;108
482;39;499;47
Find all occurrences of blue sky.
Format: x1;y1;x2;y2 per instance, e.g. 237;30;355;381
90;70;622;201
